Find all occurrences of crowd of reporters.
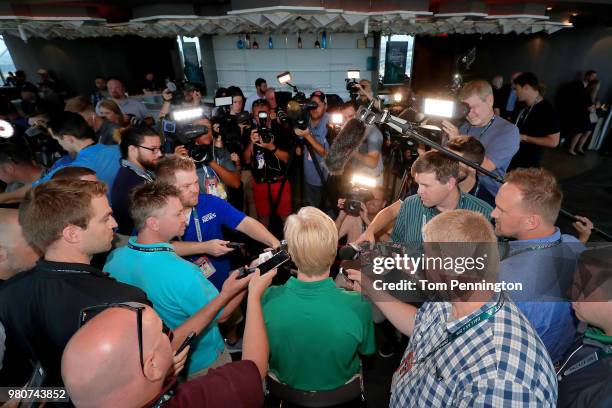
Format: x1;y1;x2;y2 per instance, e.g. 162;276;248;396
0;69;610;407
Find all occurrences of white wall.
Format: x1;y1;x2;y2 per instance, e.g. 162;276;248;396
212;33;375;99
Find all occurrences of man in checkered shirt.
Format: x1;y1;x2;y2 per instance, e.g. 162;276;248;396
346;209;558;407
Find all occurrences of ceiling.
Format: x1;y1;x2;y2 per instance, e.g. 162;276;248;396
0;1;609;40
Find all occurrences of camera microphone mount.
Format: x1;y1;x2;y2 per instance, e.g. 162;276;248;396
356;100;612;242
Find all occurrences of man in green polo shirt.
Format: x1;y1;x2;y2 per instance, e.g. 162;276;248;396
356;150;493;246
262;206;375;391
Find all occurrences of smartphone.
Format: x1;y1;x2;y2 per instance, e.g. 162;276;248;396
176;331;196;355
238;249;290;279
226;242;244;250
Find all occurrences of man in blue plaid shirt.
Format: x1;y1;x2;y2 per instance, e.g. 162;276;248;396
346;209;557;407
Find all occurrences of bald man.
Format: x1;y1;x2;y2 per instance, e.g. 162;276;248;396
0;208;40;282
62;270;273;408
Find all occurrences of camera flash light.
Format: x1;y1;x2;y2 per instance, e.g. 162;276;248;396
0;120;15;138
331;113;344;125
172;107;204;122
277;72;292;85
347;70;360;79
393;93;403;103
423;98;455;118
351;173;377;188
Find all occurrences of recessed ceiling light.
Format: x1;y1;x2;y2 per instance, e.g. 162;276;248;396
546;7;552;11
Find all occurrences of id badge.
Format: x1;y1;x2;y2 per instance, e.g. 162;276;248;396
204;176;227;200
391;351;414;389
256;151;265;169
194;255;216;278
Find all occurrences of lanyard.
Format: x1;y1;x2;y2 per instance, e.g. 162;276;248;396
506;236;562;258
468;115;495;138
193;207;203;243
127;242;174;253
515;97;541;128
411;294;505;366
558;345;612;380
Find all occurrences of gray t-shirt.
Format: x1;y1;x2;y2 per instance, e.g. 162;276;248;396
459;116;519;196
350;124;383;178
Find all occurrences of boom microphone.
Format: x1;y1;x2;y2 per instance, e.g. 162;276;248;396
325;118;367;175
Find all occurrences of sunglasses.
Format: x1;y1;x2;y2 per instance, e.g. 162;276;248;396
79;302;173;371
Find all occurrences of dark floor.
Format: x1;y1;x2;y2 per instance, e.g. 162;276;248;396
542;148;612;241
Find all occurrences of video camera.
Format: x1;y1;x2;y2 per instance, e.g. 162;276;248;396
211;96;248;154
345;70;360;101
160;107;213;163
276;71;318;131
342;174;376;216
256;111;272;143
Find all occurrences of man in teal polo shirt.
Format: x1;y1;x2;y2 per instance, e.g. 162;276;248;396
356;150;493;246
104;182;250;378
262;206;375;391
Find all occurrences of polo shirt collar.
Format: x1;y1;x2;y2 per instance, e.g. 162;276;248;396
512;228;561;245
37;258;107;277
127;237;174;251
428;190;466;216
585;326;612;345
286;276;336;293
445;292;502;333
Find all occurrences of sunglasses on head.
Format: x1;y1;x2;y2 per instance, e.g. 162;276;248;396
79;302;173;371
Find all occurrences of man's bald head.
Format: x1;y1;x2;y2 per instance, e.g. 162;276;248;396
62;305;173;408
0;209;40;280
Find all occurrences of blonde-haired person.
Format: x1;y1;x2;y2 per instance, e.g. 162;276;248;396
261;206;375;391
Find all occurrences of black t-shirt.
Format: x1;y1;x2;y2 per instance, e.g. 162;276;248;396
509;99;559;169
250;122;292;183
0;260;149;386
111;165;149;235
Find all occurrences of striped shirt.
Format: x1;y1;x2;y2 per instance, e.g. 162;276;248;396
391;191;493;244
390;292;558;407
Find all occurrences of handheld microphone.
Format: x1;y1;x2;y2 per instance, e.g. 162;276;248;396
325;118;367;175
338;242;371;261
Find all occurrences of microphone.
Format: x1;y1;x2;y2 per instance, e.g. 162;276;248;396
325;118;367;175
338;242;371;261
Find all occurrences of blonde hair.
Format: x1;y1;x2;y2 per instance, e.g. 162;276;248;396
423;209;497;243
155;154;196;184
505;168;562;225
284;206;338;277
459;79;493;102
64;96;93;114
424;209;498;274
